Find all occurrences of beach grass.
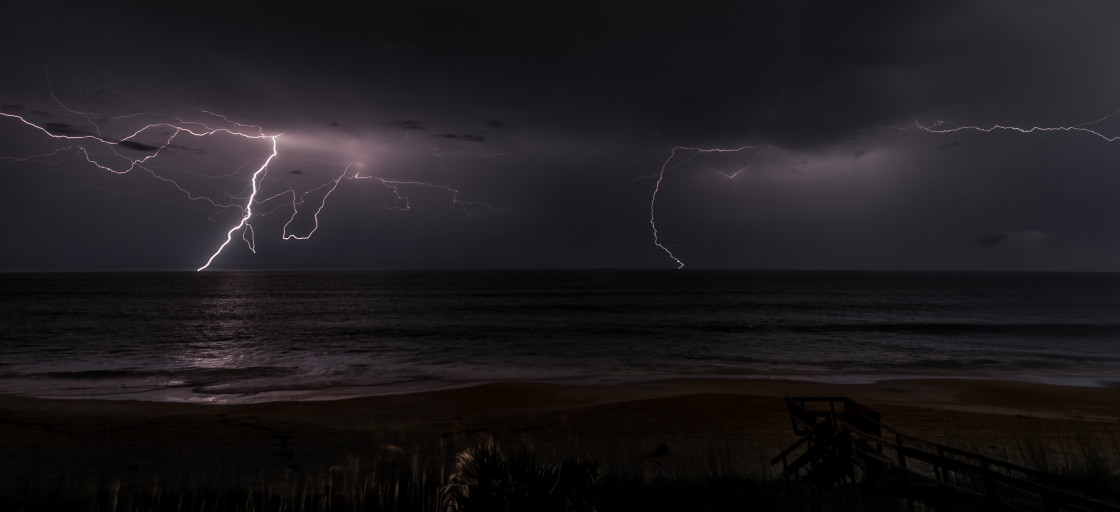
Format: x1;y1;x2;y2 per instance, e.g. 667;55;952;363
1;434;913;512
6;432;1113;512
2;379;1119;511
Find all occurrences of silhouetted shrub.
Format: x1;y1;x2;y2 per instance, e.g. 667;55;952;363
440;437;600;512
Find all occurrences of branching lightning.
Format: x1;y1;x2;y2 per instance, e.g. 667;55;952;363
280;162;359;241
649;143;779;267
1;105;285;270
1;83;505;271
9;78;1120;271
910;107;1120;142
645;111;1120;269
197;134;278;271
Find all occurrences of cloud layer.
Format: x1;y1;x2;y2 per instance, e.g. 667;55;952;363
3;1;1120;271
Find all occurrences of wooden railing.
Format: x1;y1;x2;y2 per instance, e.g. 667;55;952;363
771;397;1120;512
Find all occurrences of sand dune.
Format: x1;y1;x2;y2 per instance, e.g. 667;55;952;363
1;378;1117;508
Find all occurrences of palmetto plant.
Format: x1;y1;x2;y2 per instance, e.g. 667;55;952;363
440;437;601;512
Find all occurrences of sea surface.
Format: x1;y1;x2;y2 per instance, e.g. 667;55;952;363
1;270;1119;403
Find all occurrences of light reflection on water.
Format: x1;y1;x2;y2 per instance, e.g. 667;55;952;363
1;270;1119;402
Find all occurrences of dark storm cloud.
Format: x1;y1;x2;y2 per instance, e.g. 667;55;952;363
43;122;89;137
977;233;1007;248
1;104;22;113
394;120;424;131
166;143;204;154
5;1;1120;271
435;133;485;142
977;231;1049;249
115;140;162;152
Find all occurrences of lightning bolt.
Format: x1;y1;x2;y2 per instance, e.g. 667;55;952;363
0;106;283;269
2;83;505;270
910;107;1120;142
197;134;279;270
352;174;504;215
13;77;1118;271
281;162;359;241
648;145;773;269
646;110;1120;268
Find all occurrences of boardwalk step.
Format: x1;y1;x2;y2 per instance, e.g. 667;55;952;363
774;396;1120;512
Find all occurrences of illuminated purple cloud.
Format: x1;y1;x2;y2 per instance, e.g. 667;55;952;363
5;2;1120;271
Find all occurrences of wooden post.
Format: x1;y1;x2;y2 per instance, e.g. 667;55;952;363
777;397;1120;512
983;460;999;510
936;445;945;483
896;432;906;469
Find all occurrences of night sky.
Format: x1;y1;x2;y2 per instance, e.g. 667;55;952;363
4;1;1120;271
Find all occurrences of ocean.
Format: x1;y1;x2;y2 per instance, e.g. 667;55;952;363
1;270;1119;403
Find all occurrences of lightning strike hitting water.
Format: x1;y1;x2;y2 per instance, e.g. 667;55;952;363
2;92;503;270
0;107;285;270
9;78;1120;271
649;145;769;269
197;134;279;271
645;112;1120;268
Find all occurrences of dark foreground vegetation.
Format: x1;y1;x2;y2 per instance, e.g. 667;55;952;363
7;432;1118;512
4;386;1120;512
1;435;914;512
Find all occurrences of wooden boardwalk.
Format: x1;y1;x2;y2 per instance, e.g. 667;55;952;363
771;397;1120;512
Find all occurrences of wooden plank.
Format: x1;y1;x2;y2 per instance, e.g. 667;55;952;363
777;397;1120;512
769;433;811;466
783;429;847;478
841;397;881;437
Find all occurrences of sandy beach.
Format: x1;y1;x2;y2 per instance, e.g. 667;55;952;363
2;378;1118;509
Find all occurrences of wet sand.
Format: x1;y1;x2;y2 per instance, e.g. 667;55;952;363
1;378;1118;501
